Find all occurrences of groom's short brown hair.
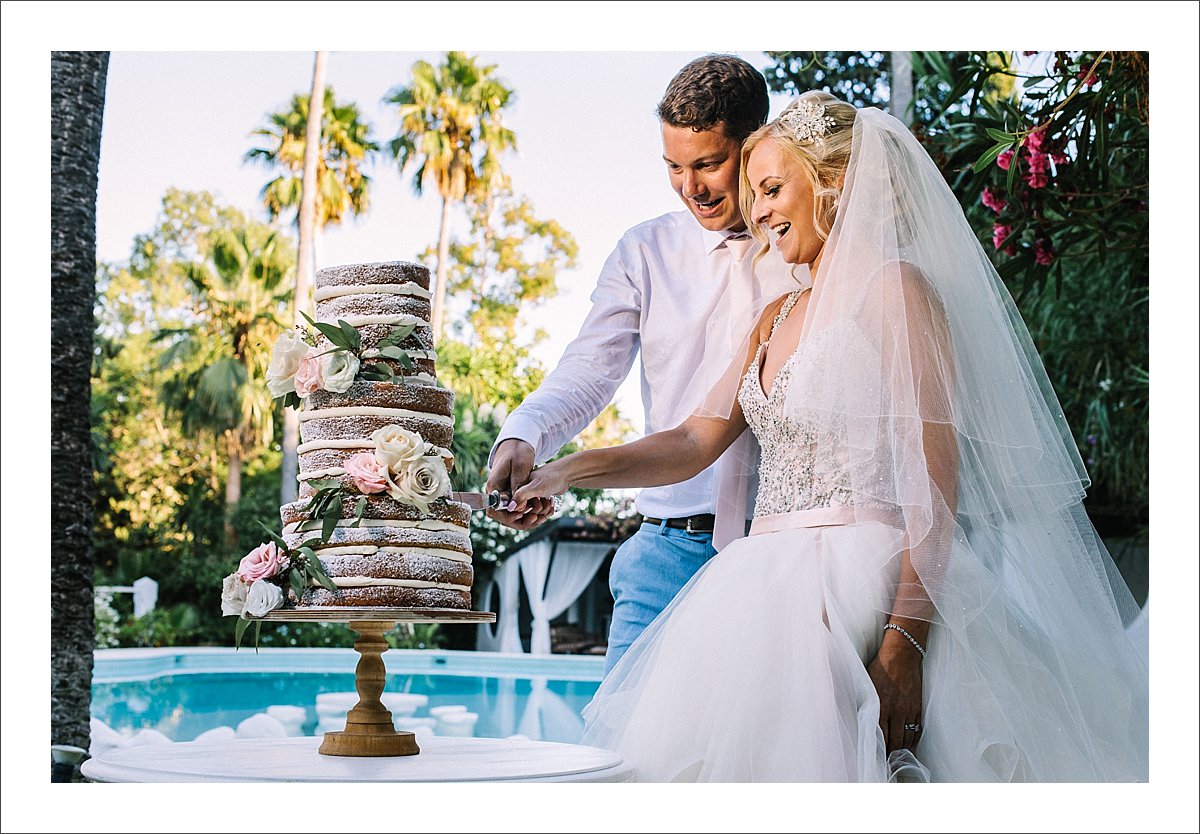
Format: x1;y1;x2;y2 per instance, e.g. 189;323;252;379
656;54;770;142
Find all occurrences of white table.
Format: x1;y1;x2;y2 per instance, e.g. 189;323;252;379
81;736;634;783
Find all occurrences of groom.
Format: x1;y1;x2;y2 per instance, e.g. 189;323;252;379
487;54;797;673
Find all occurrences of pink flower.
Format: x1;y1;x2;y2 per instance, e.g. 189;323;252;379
992;224;1013;250
293;348;323;396
981;186;1008;214
1025;129;1047;154
1077;69;1099;88
344;452;389;495
1026;169;1050;189
238;541;285;584
1033;238;1056;265
997;149;1014;171
1022;51;1039;57
1051;152;1069;166
1026;150;1050;173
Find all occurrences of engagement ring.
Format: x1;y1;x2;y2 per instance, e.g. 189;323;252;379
903;723;922;732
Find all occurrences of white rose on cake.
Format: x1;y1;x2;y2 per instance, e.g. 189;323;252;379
371;425;428;470
386;455;451;513
221;573;250;617
244;579;285;618
320;350;360;393
266;327;311;398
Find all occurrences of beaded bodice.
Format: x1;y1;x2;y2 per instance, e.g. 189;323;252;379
738;290;885;517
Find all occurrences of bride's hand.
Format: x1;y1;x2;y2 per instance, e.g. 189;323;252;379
866;644;924;754
511;459;571;512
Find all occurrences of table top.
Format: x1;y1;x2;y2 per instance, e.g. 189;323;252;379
81;736;633;783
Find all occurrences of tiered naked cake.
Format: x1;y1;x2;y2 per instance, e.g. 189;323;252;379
221;261;474;620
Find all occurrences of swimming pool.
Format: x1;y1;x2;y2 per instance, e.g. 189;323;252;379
92;648;604;745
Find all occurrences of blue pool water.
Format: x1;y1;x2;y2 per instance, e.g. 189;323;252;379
92;648;604;744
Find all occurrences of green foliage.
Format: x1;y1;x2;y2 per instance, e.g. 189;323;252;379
431;187;580;346
388;623;444;651
117;603;203;648
245;86;379;227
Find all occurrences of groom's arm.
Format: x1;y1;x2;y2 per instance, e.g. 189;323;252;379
490;240;643;466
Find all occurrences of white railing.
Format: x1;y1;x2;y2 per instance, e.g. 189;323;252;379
95;576;158;617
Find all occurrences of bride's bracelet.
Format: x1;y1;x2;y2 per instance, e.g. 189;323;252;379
882;622;927;660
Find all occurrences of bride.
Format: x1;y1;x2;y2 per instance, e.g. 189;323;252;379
510;91;1149;782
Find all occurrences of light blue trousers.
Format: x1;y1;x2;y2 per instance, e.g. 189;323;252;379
604;521;717;676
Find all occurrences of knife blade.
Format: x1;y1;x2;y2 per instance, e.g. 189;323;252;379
447;490;506;511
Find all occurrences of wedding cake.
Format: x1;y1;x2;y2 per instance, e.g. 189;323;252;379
221;261;474;620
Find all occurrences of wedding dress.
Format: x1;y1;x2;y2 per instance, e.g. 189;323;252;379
579;286;1148;783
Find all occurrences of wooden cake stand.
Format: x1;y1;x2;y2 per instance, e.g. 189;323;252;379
251;608;495;758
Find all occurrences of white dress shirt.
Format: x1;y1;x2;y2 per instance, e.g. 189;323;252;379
494;209;798;527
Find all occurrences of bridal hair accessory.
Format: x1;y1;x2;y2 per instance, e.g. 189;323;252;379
883;623;927;660
778;98;837;143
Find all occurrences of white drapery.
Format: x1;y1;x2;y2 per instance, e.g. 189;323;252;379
475;556;523;653
519;540;609;655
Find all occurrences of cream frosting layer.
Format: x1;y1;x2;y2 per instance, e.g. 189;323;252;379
314;283;431;302
297;406;454;426
314;545;471;564
329;576;470;591
296;438;452;456
360;348;437;361
320;314;425;328
282;518;465;535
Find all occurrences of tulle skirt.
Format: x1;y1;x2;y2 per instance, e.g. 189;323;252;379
580;514;1148;782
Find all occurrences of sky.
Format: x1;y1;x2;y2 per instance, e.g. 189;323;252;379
4;1;1199;829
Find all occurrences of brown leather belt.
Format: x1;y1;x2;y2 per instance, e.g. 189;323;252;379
641;513;716;534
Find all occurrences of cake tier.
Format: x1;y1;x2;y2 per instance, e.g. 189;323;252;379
296;585;470;609
281;494;471;528
316;294;431;330
282;523;472;561
315;261;431;292
312;322;437;384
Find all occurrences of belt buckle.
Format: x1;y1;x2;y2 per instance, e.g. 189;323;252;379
685;516;697;534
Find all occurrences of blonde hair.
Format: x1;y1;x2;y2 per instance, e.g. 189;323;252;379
739;91;857;255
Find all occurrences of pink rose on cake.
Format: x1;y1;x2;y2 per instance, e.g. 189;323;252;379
371;425;428;470
266;327;312;398
237;541;287;584
385;455;451;513
344;451;389;494
221;573;250;617
244;579;285;617
293;348;324;397
320;351;360;393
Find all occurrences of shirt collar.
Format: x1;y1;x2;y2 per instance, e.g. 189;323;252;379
700;224;752;255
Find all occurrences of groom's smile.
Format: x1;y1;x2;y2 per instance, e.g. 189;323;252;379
661;122;745;233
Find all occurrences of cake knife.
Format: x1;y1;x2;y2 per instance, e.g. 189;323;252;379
446;490;507;511
446;490;562;513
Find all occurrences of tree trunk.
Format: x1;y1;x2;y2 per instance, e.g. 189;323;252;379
50;50;109;757
281;50;327;506
431;195;453;340
890;51;913;124
225;433;243;550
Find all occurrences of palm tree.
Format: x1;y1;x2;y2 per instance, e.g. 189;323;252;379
51;49;109;761
384;51;516;340
245;85;378;232
157;224;294;549
246;69;374;505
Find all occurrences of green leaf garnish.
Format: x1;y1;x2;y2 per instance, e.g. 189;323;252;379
337;319;362;351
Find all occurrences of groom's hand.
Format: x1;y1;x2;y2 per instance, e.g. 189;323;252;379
486;439;554;530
